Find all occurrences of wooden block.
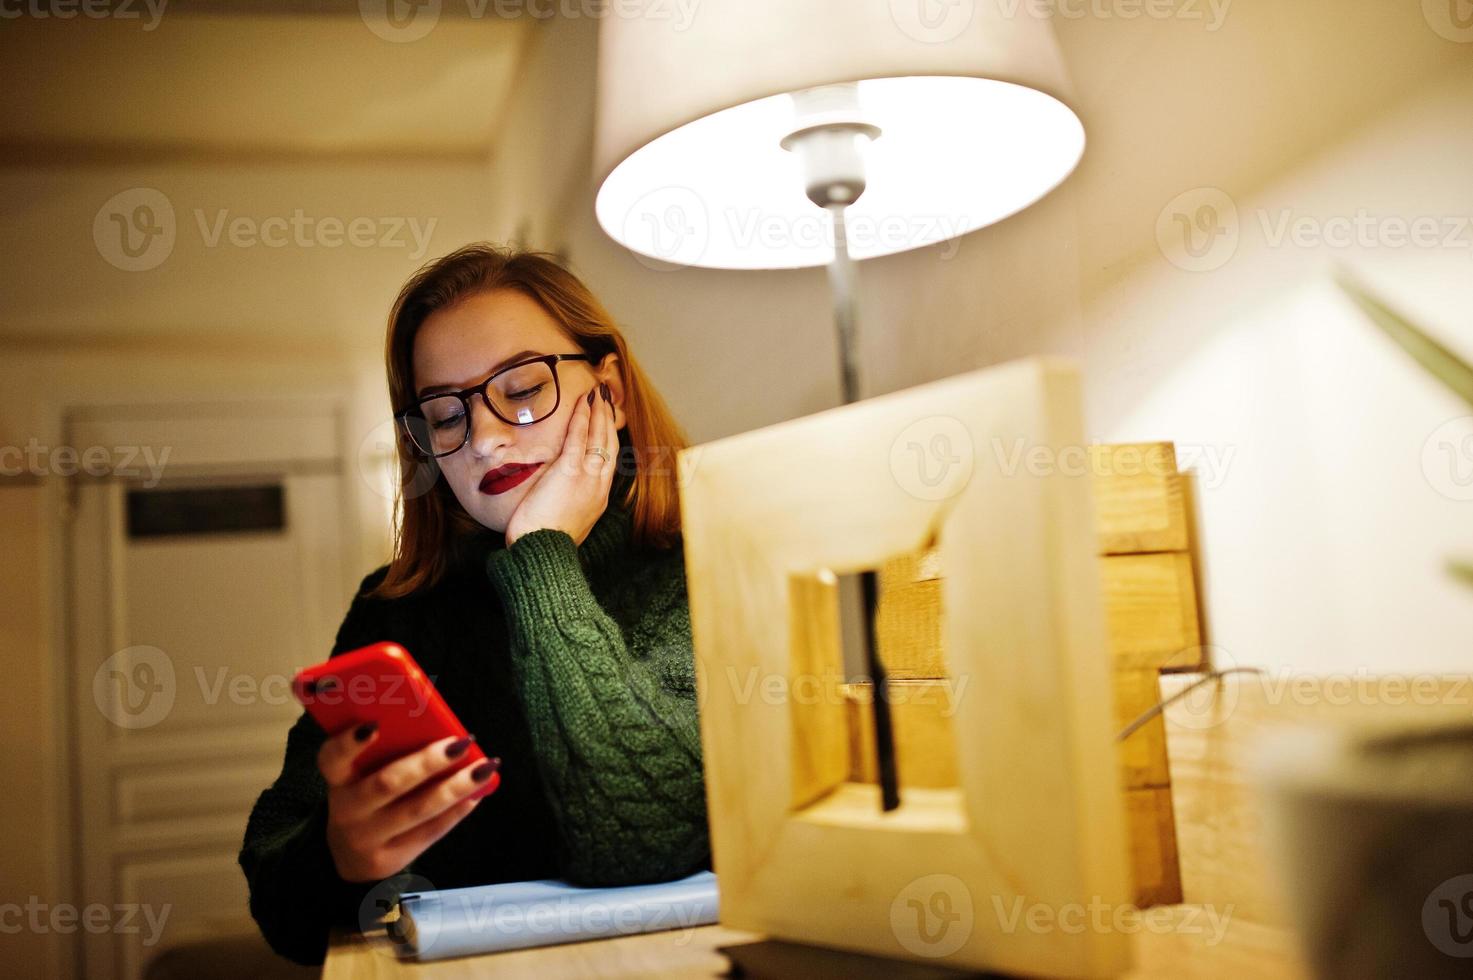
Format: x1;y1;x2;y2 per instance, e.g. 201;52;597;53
788;572;854;810
842;674;1185;910
1124;787;1185;907
1101;553;1205;672
875;546;947;679
843;680;959;789
1090;443;1189;555
1114;669;1171;788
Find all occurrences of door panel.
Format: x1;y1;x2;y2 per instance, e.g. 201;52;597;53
68;401;356;980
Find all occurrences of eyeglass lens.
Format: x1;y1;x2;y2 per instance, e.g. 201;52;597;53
405;359;560;455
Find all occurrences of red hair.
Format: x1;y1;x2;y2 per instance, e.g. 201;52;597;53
370;243;689;599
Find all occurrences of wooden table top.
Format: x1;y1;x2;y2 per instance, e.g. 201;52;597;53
323;904;1306;979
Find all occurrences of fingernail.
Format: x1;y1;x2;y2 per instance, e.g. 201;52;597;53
353;722;377;742
586;389;596;407
471;758;501;782
600;383;611;404
446;735;474;759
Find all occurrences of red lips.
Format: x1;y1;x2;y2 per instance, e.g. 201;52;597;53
479;462;542;495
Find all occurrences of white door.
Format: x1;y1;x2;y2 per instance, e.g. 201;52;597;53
67;399;359;980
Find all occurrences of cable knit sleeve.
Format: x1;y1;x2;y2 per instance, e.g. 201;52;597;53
485;526;711;887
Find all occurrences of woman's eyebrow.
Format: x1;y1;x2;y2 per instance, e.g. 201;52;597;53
415;349;542;398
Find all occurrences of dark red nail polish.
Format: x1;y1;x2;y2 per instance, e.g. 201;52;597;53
446;736;474;759
353;722;377;742
601;383;611;404
586;389;595;406
471;758;500;782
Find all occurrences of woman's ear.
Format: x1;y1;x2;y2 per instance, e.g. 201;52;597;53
594;354;626;429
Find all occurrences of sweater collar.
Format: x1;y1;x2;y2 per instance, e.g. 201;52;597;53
454;467;638;575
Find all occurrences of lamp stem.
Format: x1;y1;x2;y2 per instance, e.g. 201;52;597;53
825;203;900;813
825;204;863;406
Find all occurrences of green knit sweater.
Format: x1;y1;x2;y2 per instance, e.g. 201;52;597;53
237;471;710;965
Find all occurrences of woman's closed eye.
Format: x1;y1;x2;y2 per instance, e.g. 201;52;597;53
428;404;467;430
506;384;546;402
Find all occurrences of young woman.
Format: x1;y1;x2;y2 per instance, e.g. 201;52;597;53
238;244;710;965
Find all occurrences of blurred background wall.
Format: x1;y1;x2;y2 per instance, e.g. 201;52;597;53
0;2;1469;976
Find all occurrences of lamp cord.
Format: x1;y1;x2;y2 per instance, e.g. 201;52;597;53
1115;667;1265;742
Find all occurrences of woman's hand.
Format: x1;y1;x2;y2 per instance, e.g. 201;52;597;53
318;725;499;883
503;382;619;548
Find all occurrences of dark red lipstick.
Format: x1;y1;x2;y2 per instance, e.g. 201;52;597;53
480;462;542;495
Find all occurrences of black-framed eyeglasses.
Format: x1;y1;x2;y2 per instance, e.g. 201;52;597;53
397;352;597;458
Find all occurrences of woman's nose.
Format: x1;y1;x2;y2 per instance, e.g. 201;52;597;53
465;395;516;458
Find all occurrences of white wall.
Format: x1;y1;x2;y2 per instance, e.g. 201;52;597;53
1057;59;1473;673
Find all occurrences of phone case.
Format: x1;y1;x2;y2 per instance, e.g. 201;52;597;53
292;641;500;800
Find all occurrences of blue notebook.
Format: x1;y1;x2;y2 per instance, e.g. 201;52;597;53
395;870;720;961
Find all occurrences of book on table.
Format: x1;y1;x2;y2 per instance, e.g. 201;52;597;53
392;870;720;961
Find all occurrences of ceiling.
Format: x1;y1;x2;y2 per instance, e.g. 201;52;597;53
0;0;1465;345
0;1;538;162
1;1;1462;186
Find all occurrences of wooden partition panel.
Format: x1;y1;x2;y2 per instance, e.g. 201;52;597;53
841;442;1202;908
677;358;1132;977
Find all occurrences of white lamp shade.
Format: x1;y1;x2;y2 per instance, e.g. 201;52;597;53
594;1;1085;271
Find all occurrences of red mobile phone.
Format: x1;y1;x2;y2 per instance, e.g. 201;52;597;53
292;641;500;800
